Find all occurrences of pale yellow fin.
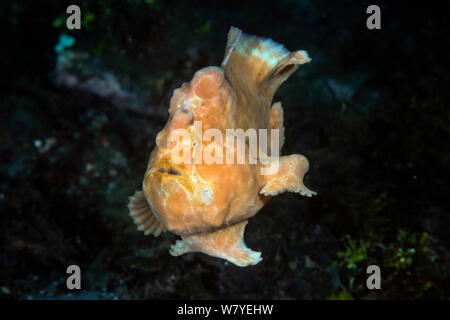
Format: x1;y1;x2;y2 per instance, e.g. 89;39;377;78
128;190;166;237
260;154;317;197
169;221;262;267
261;50;311;102
222;26;311;102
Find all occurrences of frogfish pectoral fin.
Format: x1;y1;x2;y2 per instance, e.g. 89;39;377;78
169;221;262;267
260;154;317;197
128;190;166;237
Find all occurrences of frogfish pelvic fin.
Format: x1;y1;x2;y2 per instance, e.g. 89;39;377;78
128;26;316;267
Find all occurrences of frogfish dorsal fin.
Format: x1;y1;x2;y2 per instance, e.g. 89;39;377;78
222;26;311;102
128;190;166;237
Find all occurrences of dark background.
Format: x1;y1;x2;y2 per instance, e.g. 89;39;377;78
0;0;449;299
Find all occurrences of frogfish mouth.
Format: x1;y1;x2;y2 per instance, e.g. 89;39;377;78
128;26;316;267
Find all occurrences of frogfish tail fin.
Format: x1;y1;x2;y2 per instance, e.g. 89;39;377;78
222;26;311;102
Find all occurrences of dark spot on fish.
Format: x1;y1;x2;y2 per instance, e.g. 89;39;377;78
278;64;295;76
188;117;194;125
157;168;181;176
168;168;181;175
181;103;190;113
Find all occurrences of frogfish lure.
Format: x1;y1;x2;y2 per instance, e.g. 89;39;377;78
128;26;316;267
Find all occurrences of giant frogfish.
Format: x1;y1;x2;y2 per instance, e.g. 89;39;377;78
128;26;316;267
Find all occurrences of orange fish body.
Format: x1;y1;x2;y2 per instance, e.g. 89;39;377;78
128;27;316;267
